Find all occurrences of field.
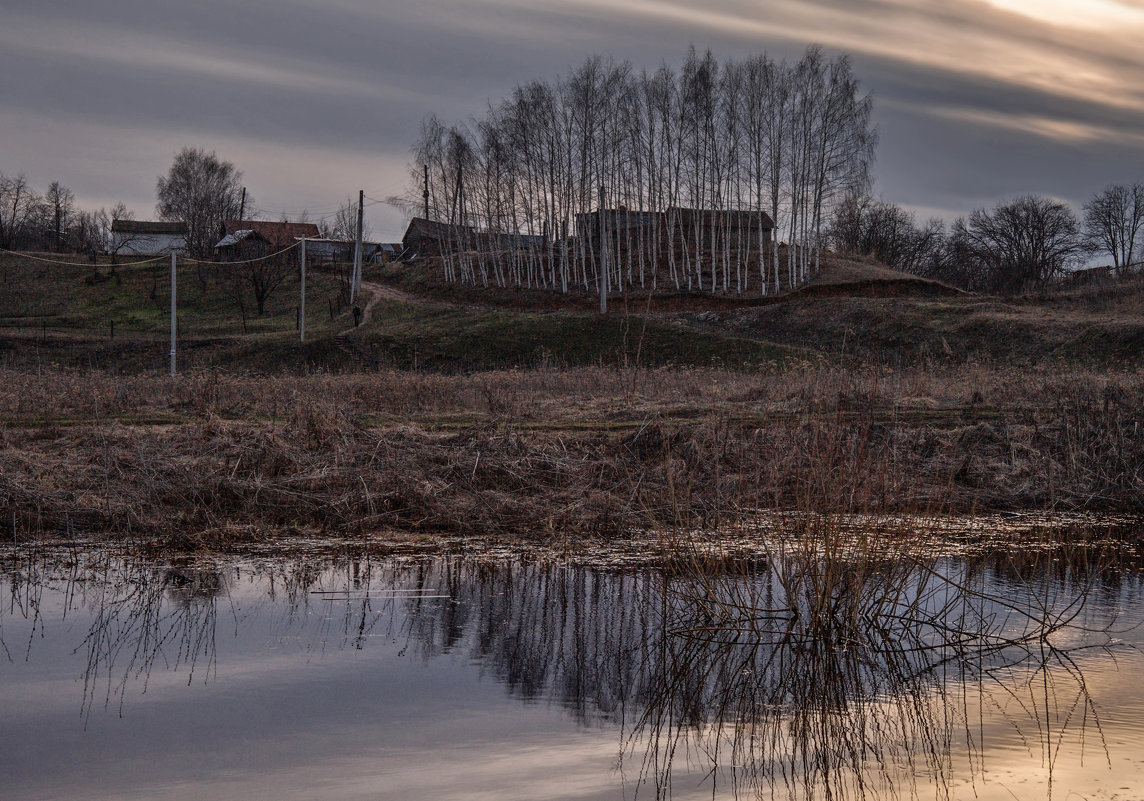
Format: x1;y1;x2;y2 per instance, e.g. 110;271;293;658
1;252;1142;549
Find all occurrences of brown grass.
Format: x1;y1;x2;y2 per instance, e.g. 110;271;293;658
1;364;1141;548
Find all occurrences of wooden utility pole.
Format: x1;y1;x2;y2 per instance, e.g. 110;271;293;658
169;251;177;377
423;164;430;220
598;186;607;315
238;187;246;222
299;237;307;343
351;189;364;302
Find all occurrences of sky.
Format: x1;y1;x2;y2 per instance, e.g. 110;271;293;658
2;0;1143;241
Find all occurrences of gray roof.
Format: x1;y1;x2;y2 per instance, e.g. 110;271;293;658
111;220;187;235
215;229;257;248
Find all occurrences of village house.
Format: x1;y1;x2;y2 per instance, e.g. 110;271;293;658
401;217;547;259
401;217;476;258
110;220;187;255
575;207;775;255
292;238;391;264
375;243;404;263
214;219;321;260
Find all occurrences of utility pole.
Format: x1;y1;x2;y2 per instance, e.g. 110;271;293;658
238;187;246;223
169;251;177;377
351;189;363;302
423;164;430;220
598;185;607;315
299;236;307;343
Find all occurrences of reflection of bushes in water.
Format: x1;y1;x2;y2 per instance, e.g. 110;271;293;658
337;548;1125;799
356;558;664;719
0;552;224;721
631;536;1125;801
0;545;1131;797
80;561;223;721
164;565;227;603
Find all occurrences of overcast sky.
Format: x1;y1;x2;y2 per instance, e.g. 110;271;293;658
3;0;1143;241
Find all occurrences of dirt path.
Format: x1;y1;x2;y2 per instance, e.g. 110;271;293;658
337;280;404;336
339;280;488;335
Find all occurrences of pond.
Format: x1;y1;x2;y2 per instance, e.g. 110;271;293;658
2;537;1143;800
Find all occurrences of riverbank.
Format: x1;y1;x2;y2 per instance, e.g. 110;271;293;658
3;365;1141;550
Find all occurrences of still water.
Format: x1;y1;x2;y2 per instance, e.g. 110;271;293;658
1;544;1143;800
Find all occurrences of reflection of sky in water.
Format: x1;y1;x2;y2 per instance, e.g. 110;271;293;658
1;552;1142;800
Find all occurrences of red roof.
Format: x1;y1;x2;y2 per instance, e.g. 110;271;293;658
224;219;322;248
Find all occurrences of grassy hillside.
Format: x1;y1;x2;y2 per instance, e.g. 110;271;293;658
0;253;813;373
2;251;1141;373
679;258;1144;366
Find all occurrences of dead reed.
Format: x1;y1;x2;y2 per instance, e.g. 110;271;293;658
1;364;1141;546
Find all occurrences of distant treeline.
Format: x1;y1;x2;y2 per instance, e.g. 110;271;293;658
404;47;876;295
831;185;1144;294
0;173;128;256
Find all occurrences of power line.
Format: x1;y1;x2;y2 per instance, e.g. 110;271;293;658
251;206;344;219
363;195;408;209
0;247;166;267
181;240;302;266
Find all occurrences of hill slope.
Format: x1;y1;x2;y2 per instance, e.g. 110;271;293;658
2;252;1141;372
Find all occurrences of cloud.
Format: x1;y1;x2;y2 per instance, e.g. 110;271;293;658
2;0;1143;238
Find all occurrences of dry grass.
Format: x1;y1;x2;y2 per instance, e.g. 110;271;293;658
1;364;1141;548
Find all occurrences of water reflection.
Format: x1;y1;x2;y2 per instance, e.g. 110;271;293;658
1;542;1140;800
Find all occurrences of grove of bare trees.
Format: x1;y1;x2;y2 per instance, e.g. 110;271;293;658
831;187;1144;294
828;193;945;275
947;196;1088;293
0;172;132;256
405;47;876;296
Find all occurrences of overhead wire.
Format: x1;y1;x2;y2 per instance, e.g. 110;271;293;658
1;241;304;267
180;240;303;266
249;205;345;220
0;246;167;267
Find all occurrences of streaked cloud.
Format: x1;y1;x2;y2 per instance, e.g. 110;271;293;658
1;0;1142;238
982;0;1144;31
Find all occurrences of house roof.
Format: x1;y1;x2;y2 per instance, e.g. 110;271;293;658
402;217;478;242
111;220;188;235
215;229;269;249
223;219;322;248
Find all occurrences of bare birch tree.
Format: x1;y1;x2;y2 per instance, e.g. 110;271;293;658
403;47;875;298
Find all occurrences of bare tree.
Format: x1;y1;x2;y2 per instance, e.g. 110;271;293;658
403;47;875;298
102;203;141;265
1083;183;1144;272
45;181;75;251
950;196;1086;293
218;237;294;316
329;198;369;242
830;193;944;274
156;148;244;258
247;252;293;315
0;173;42;250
